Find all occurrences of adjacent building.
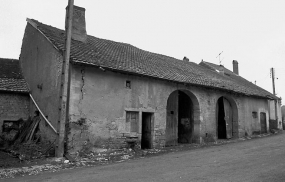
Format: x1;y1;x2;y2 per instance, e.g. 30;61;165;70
0;58;29;135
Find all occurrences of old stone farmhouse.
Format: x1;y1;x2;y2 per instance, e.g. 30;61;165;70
19;6;281;155
0;58;29;136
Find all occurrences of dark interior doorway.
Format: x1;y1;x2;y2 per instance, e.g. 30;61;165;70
217;97;233;139
166;90;194;146
141;112;153;149
260;112;267;134
217;98;227;139
178;91;194;143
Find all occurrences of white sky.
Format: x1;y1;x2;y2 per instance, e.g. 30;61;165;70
1;0;285;103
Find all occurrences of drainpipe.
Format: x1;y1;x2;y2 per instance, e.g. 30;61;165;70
56;0;74;157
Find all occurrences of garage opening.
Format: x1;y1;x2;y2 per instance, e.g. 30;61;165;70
166;90;194;146
217;98;227;139
141;112;153;149
217;97;233;139
178;91;194;143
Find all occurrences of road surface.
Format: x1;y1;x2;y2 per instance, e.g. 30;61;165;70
6;133;285;182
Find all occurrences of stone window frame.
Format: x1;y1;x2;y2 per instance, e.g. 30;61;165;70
124;108;156;136
126;111;139;133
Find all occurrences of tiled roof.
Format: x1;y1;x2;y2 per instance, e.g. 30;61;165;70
199;61;277;99
0;58;29;93
29;19;276;99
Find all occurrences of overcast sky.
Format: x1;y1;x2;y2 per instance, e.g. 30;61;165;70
1;0;285;102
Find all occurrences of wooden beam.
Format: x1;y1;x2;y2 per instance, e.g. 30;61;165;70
29;94;58;134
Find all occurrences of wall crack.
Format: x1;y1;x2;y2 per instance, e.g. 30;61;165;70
79;67;86;118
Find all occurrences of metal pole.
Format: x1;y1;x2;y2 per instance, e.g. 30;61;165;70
56;0;74;157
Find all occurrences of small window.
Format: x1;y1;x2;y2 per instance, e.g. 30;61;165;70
2;120;24;132
126;80;131;89
252;112;257;118
126;111;139;132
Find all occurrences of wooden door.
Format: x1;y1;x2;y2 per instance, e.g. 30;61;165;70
260;112;267;134
166;91;178;146
223;98;233;139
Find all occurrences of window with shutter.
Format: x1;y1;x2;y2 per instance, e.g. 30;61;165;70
126;111;139;133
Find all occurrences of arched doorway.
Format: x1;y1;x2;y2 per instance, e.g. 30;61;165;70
166;90;196;146
216;96;238;139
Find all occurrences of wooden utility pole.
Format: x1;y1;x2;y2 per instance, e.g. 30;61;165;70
271;68;276;95
56;0;74;157
271;67;278;125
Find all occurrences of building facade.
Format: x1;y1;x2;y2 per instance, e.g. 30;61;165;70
19;6;280;155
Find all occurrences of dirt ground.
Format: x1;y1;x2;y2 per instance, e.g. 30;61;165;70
6;131;285;182
0;150;19;168
0;131;283;180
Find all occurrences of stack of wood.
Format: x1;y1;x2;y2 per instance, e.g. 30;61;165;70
14;116;41;144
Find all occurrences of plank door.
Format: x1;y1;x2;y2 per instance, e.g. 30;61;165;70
260;112;267;134
166;91;178;146
223;98;233;139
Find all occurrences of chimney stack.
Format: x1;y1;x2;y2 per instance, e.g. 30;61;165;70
233;60;239;75
65;5;87;43
219;65;224;75
183;56;189;62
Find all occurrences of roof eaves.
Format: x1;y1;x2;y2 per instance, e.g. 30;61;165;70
0;88;29;94
72;60;270;99
72;60;203;87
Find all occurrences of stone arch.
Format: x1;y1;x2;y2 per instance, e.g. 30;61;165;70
165;89;201;146
216;96;239;139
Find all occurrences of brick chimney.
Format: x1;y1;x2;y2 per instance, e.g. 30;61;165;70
65;5;87;43
232;60;239;75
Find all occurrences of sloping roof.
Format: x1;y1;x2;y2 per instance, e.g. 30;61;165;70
27;19;276;99
199;61;236;76
199;61;277;99
0;58;29;93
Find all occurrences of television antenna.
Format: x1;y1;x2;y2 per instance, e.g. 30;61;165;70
216;51;223;65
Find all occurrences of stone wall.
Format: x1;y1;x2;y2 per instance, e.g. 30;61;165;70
0;92;29;134
67;64;271;154
20;23;63;141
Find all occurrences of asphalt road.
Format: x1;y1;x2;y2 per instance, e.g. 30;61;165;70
6;133;285;182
